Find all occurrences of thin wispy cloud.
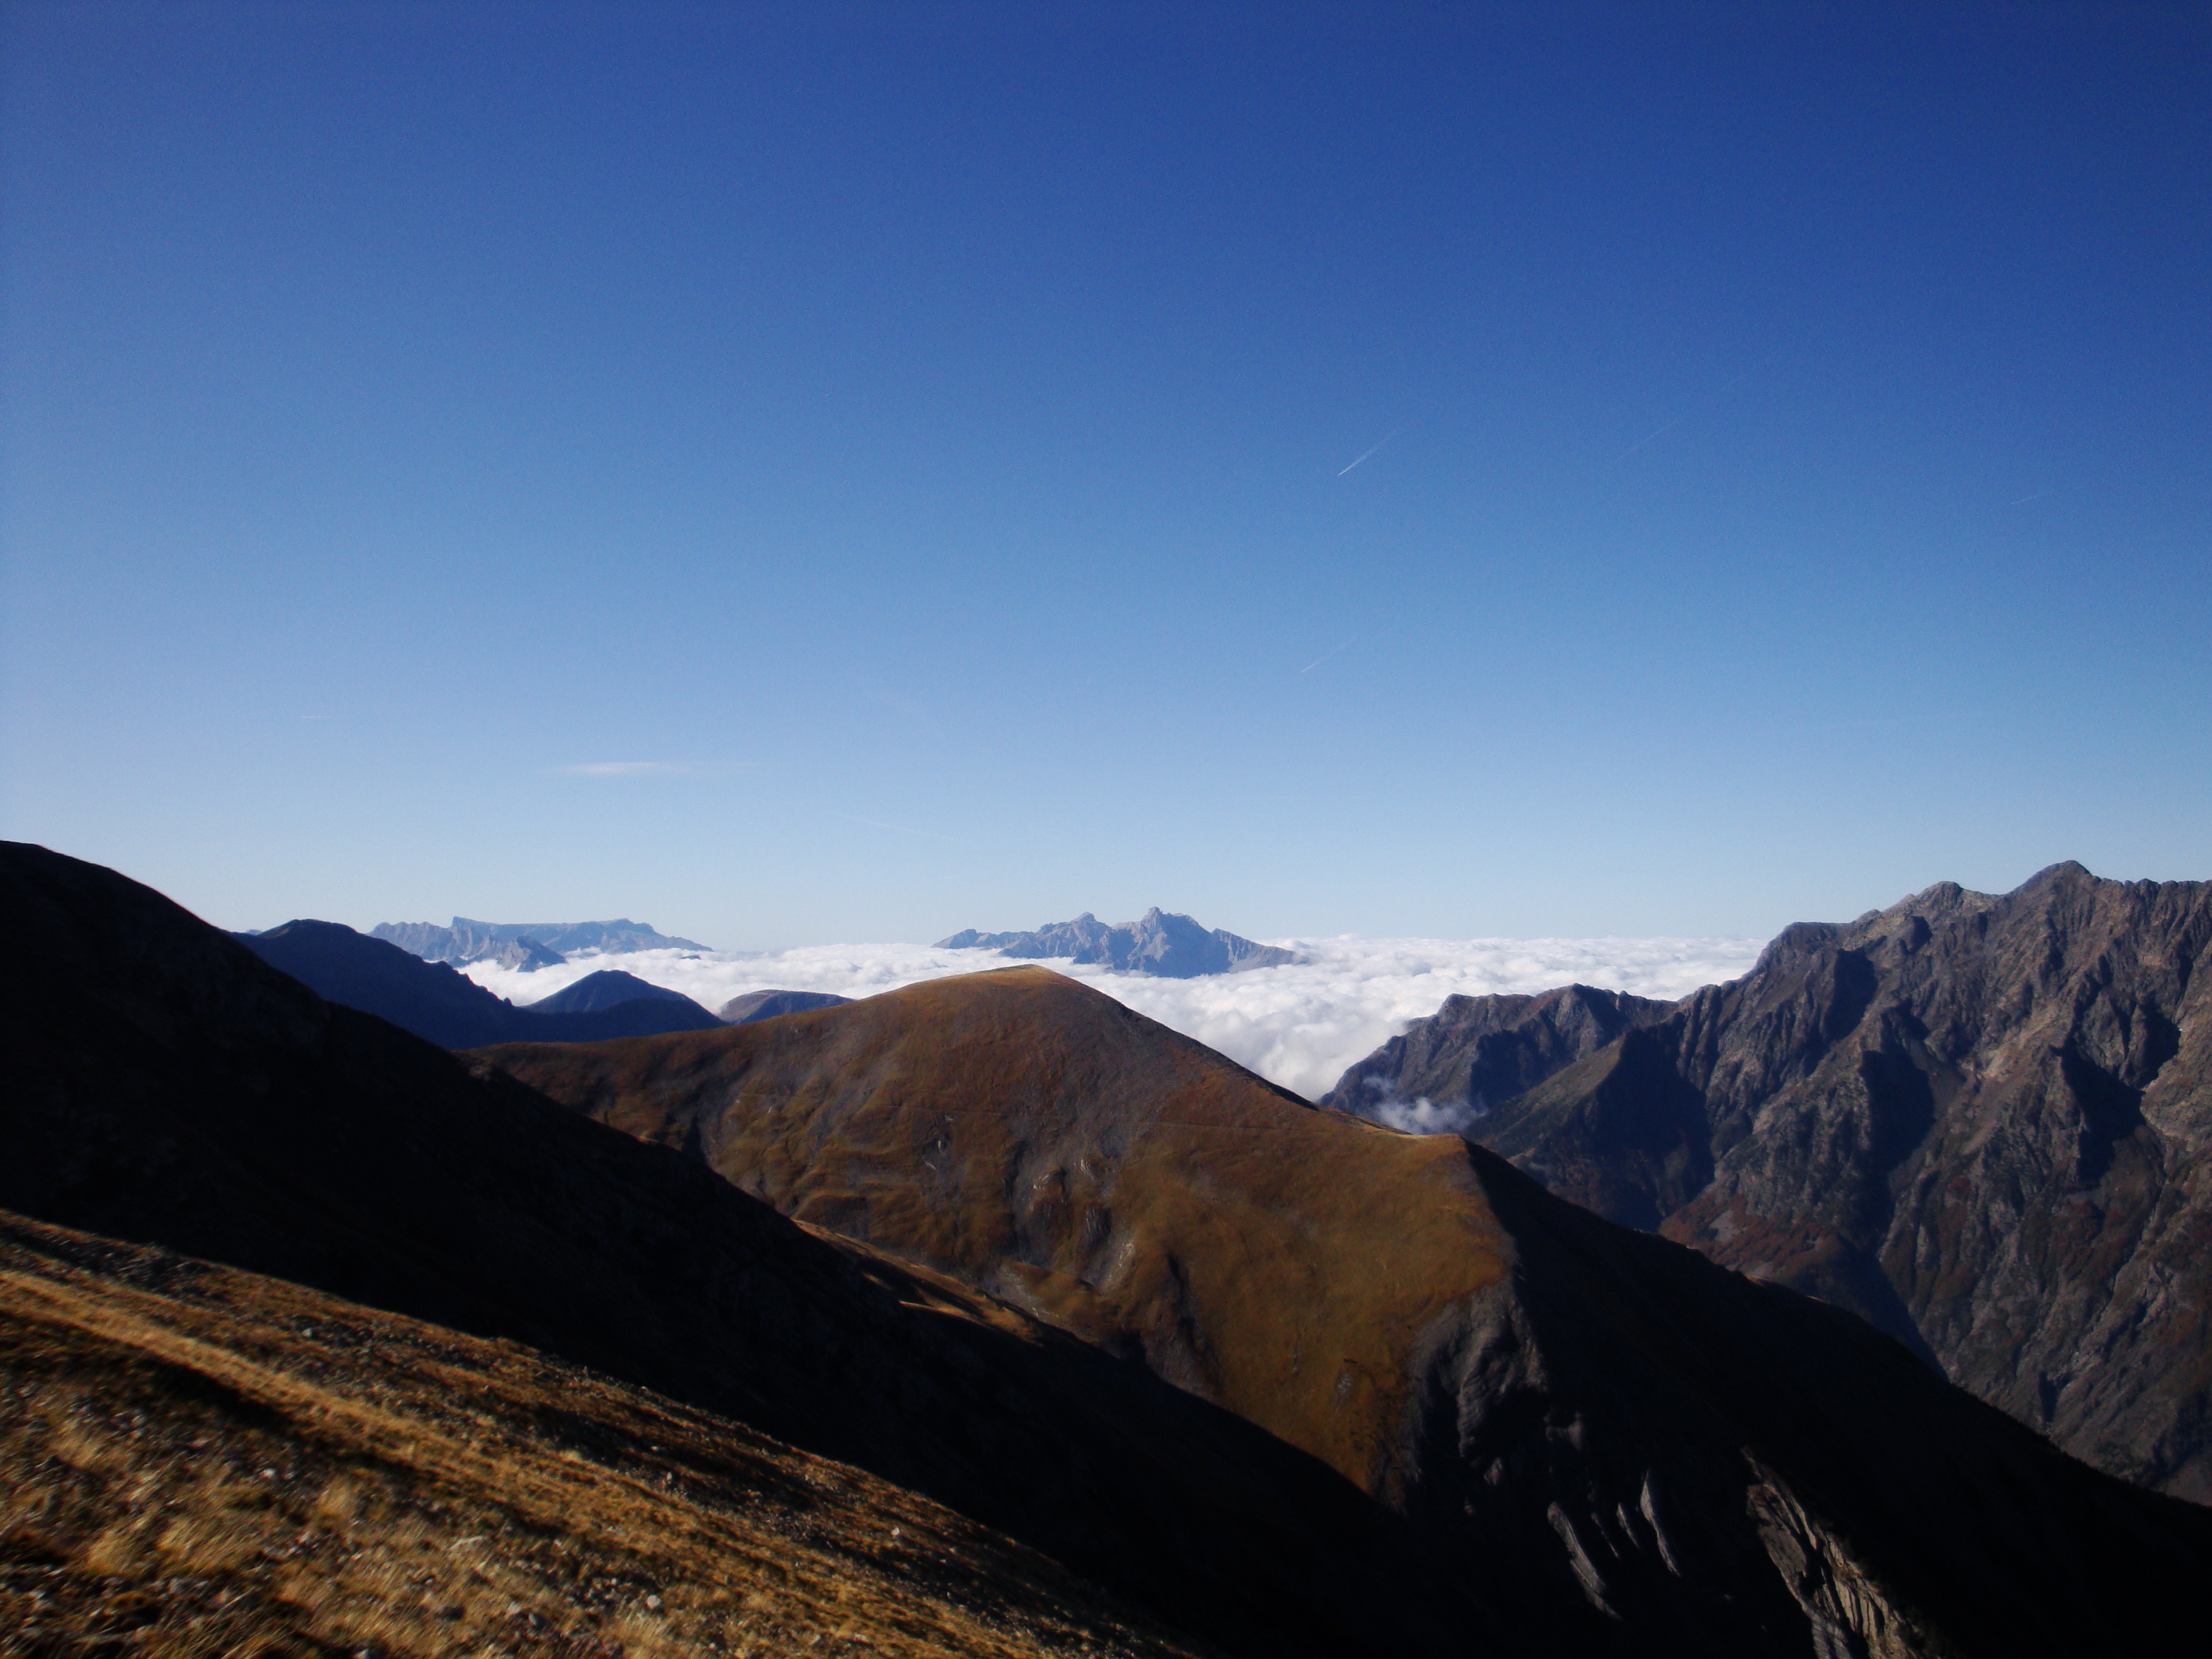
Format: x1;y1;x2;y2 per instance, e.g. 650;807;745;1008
549;761;748;779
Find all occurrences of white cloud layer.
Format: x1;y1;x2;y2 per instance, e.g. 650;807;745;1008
466;931;1764;1102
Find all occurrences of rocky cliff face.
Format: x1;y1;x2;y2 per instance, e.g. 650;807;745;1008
1329;985;1678;1134
1322;862;2212;1501
487;964;2212;1657
373;916;709;962
936;909;1298;976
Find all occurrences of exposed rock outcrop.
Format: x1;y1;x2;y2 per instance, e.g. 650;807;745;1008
1323;862;2212;1501
937;908;1296;976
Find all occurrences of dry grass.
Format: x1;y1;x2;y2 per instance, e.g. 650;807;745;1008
484;967;1514;1493
0;1218;1201;1659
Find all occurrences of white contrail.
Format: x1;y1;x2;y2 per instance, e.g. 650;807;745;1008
1300;635;1358;674
1337;427;1404;476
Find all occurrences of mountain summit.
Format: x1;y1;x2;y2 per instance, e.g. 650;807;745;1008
937;908;1296;976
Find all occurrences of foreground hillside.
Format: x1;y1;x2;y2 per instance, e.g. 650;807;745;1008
485;964;2212;1658
0;1213;1182;1658
0;841;1494;1659
1322;862;2212;1498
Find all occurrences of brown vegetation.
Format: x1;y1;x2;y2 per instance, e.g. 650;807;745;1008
0;1213;1193;1659
483;967;1510;1494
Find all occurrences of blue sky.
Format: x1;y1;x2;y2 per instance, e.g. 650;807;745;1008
4;1;2207;948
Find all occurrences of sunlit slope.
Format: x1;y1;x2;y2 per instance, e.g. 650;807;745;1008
485;966;1509;1492
488;966;2212;1659
0;1212;1191;1659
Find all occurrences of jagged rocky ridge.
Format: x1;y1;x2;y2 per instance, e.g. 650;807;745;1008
374;916;711;964
1321;862;2212;1501
486;963;2212;1657
937;908;1296;976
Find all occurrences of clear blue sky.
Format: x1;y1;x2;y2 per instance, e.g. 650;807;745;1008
4;2;2207;948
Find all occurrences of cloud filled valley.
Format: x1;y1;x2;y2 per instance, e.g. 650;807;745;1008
463;930;1765;1100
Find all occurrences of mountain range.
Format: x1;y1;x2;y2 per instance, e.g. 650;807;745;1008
7;839;2211;1656
1321;861;2212;1501
937;908;1297;976
372;916;712;965
236;920;722;1045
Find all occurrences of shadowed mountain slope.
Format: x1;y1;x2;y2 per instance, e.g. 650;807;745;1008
1323;862;2212;1500
721;987;856;1022
936;910;1295;976
484;968;2212;1659
0;842;1499;1659
1326;984;1678;1133
236;920;722;1046
528;967;716;1019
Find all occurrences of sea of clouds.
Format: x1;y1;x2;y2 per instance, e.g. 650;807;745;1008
465;932;1765;1101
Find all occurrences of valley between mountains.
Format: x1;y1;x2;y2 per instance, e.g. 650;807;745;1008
5;840;2210;1658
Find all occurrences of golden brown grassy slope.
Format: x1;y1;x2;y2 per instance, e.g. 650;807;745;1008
0;1211;1198;1659
481;967;1509;1496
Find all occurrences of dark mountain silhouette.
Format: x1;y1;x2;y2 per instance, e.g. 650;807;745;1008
373;916;711;962
1321;862;2212;1501
1;841;1497;1659
486;965;2212;1658
719;987;854;1022
236;920;719;1045
937;908;1296;976
527;967;715;1019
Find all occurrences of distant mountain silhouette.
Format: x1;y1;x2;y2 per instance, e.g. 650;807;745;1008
487;962;2212;1655
937;908;1296;976
719;987;854;1023
373;916;711;964
237;921;719;1045
527;967;714;1019
1322;862;2212;1501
